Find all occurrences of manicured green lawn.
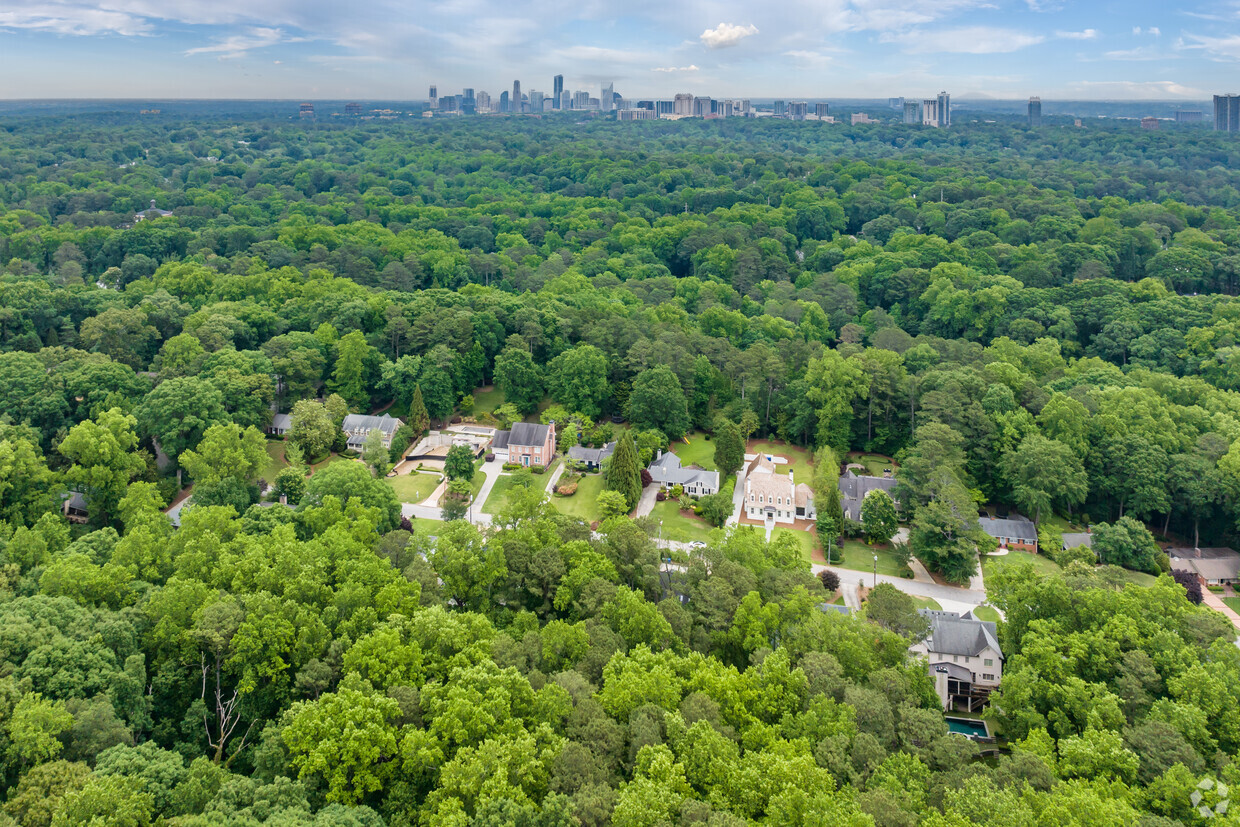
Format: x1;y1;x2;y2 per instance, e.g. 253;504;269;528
409;517;446;535
771;527;815;562
472;387;505;416
1039;513;1087;533
747;440;814;485
1223;597;1240;614
482;473;537;514
972;605;1001;623
830;594;846;605
909;596;942;611
981;549;1061;579
261;442;346;485
387;472;442;504
550;473;606;522
649;500;717;544
845;452;897;477
1115;569;1158;587
670;432;718;471
834;539;912;577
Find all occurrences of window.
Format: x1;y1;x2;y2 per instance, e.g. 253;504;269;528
982;673;995;681
984;658;993;667
964;657;970;664
953;655;959;663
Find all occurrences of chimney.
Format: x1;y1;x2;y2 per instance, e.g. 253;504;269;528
150;199;156;209
1195;547;1202;558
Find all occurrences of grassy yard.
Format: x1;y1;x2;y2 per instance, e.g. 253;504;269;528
981;549;1061;579
909;596;942;611
481;473;539;513
1114;568;1159;587
550;473;607;523
747;439;814;485
471;386;505;416
649;500;717;544
1039;513;1088;533
670;432;718;471
386;472;442;504
771;527;816;562
261;442;346;485
845;452;897;477
833;539;913;578
972;605;1001;623
1223;597;1240;614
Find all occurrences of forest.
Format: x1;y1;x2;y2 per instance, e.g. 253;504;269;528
0;111;1238;825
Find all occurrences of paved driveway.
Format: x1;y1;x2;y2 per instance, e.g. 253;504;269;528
816;563;987;607
634;484;659;518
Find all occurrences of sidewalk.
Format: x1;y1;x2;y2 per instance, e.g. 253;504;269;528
1202;589;1240;632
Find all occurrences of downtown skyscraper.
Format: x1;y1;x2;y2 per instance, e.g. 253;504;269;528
1215;94;1240;132
553;75;564;109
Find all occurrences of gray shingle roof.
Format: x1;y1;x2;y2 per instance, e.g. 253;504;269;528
491;430;511;450
508;422;551;448
568;441;615;464
978;516;1037;544
648;452;719;489
1168;547;1240;581
271;413;292;430
342;414;402;435
919;609;1003;659
1061;532;1092;550
818;603;853;616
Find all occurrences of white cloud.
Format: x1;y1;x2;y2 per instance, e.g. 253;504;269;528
1068;80;1203;99
885;26;1044;54
700;22;758;49
1149;26;1161;36
1180;33;1240;60
1056;29;1098;40
0;5;152;36
186;27;295;59
784;49;835;68
652;64;698;72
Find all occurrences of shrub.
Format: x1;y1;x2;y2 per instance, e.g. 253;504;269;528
502;462;522;471
531;464;546;474
556;482;578;496
640;469;653;488
340;449;359;459
1172;569;1203;604
656;490;667;502
819;569;841;592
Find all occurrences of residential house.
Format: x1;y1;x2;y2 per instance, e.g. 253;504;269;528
267;413;292;437
1168;547;1240;586
743;453;814;524
567;441;615;471
506;421;556;467
838;470;898;522
818;603;853;616
647;451;721;496
909;610;1003;712
62;492;89;524
342;413;404;451
978;516;1038;552
490;430;511;461
1061;531;1092;551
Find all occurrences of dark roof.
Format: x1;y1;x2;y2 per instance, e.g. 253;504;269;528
342;413;403;435
648;451;720;489
508;421;551;448
818;603;853;616
568;441;616;463
978;516;1037;543
1168;547;1240;581
1061;532;1092;550
929;661;973;681
919;609;1003;659
838;472;897;503
492;430;511;450
271;413;292;430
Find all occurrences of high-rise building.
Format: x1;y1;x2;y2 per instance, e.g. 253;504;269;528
693;96;714;117
937;91;951;127
429;86;438;109
656;100;675;116
1028;96;1042;128
512;80;522;113
674;93;694;117
1215;95;1240;132
572;91;590;109
1141;117;1160;130
499;91;510;113
773;100;786;117
476;91;491;113
1175;110;1203;124
600;82;614;112
553;75;564;109
789;102;808;120
529;91;545;112
922;99;939;127
815;102;830;118
903;100;920;124
299;102;315;119
619;109;656;121
888;97;904;110
345;102;361;117
560;91;571;110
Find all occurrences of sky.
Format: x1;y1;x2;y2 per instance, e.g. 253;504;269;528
0;0;1237;101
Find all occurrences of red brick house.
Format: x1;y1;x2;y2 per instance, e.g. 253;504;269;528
506;421;556;467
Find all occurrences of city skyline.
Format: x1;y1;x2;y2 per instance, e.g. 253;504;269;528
0;0;1237;100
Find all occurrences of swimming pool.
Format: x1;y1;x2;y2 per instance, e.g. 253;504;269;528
946;717;990;739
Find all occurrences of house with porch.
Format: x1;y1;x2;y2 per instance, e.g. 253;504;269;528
342;413;404;451
568;441;616;472
978;516;1038;552
743;453;815;524
648;451;720;496
267;413;292;437
909;610;1004;712
1168;547;1240;587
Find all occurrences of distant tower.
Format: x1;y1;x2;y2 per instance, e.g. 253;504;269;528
513;80;522;113
299;102;315;119
815;102;830;118
937;91;951;127
773;100;786;117
553;74;564;109
429;86;438;110
903;100;920;124
921;98;938;127
499;90;509;113
1215;94;1240;132
1028;96;1042;128
345;102;361;117
674;93;694;117
601;82;614;112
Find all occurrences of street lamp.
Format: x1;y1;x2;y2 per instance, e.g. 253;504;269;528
873;553;878;589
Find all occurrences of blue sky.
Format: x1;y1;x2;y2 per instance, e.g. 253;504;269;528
0;0;1236;100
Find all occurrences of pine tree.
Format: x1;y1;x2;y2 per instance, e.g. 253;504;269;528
713;420;744;478
606;430;642;512
409;384;430;436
